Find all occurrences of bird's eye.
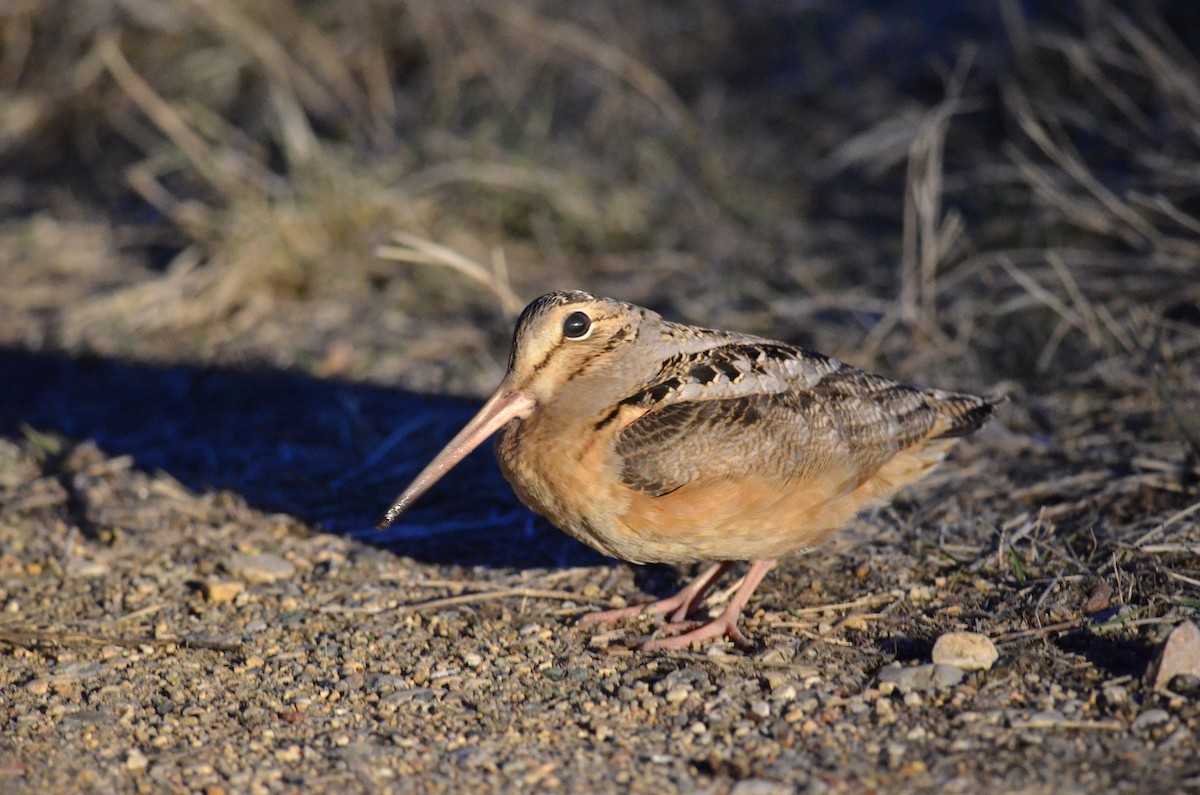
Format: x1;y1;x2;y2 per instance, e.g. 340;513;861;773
562;311;592;340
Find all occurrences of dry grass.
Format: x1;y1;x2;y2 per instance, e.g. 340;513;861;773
2;2;1192;374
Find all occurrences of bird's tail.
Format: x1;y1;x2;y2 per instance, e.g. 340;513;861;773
925;390;1006;439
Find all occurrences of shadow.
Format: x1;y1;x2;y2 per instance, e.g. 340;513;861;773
1057;630;1156;680
0;347;607;570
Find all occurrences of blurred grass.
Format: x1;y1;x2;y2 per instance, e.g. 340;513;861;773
0;0;1197;414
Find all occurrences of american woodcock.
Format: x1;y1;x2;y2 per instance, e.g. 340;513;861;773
378;291;1000;650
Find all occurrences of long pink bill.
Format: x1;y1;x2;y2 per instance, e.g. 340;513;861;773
376;385;536;529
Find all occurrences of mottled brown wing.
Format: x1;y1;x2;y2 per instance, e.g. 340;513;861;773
614;361;984;498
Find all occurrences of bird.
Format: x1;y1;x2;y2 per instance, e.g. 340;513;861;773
378;290;1000;651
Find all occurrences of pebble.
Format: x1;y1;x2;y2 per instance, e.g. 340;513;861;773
1131;709;1171;732
932;632;999;671
730;780;790;795
1167;674;1200;696
761;670;788;689
665;686;690;704
223;552;295;584
908;585;935;603
1149;621;1200;692
201;579;244;604
274;745;302;762
125;749;149;773
877;662;964;692
1021;710;1065;728
1096;688;1125;712
47;662;107;684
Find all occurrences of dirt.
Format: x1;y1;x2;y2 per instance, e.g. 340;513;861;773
2;1;1200;793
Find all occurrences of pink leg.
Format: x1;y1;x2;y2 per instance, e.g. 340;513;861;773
642;559;777;651
581;562;733;626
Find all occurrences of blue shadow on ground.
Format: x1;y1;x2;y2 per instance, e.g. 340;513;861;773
0;347;607;570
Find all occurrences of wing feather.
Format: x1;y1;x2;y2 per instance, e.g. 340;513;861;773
614;343;994;498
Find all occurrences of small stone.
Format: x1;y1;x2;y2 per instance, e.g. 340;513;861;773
1148;621;1200;693
274;745;302;762
665;686;690;704
462;652;483;668
749;700;770;719
932;663;966;688
223;552;295;584
908;586;934;603
125;749;149;773
761;670;788;689
1131;708;1171;732
1168;674;1200;696
932;632;999;672
201;580;244;604
877;662;963;692
1081;580;1114;614
24;679;48;695
1101;685;1128;707
730;779;789;795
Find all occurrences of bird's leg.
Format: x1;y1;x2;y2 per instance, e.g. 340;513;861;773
581;562;733;626
642;559;777;651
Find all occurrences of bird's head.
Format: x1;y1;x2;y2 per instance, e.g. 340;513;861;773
376;291;654;527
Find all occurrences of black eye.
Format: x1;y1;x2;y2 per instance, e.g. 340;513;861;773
562;311;592;339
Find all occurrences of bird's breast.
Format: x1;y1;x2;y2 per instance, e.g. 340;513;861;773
495;412;645;560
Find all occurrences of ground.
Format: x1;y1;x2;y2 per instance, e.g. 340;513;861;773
1;1;1199;793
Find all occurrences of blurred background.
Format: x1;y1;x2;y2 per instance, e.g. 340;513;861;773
1;0;1198;461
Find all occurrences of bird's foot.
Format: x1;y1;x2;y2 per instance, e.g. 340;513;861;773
580;562;733;627
642;610;753;651
579;592;692;626
637;559;777;651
